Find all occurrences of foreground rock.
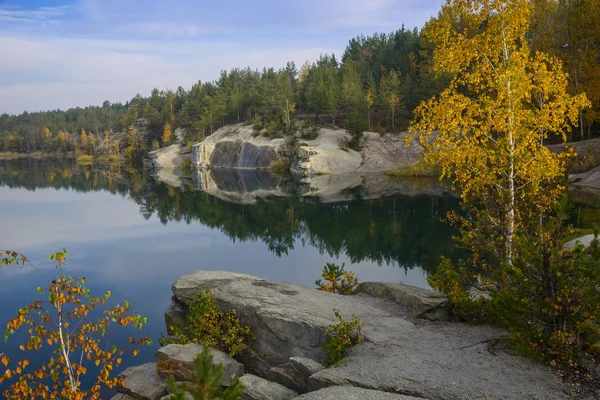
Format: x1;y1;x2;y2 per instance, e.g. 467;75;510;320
357;282;449;321
167;271;572;399
239;374;297;400
155;343;244;386
294;386;423;400
118;362;168;400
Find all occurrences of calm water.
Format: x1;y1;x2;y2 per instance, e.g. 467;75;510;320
0;158;597;395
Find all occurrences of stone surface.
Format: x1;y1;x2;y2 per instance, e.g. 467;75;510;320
170;270;399;375
570;165;600;190
169;271;574;400
294;386;422;400
155;343;244;387
149;144;188;169
110;394;137;400
191;124;285;169
239;374;298;400
564;234;597;249
119;362;168;400
164;299;187;335
269;363;306;393
357;282;449;321
288;357;323;378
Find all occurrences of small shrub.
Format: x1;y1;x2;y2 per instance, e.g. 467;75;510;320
323;309;364;367
164;345;244;400
315;262;359;295
345;113;369;151
171;288;254;357
187;141;194;152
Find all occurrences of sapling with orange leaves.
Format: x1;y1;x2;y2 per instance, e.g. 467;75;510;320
0;249;151;399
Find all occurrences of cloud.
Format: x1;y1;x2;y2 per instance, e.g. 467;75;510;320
0;4;68;25
0;34;338;113
0;0;444;114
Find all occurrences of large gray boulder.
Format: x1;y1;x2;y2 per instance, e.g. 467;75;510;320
155;343;244;387
118;362;168;400
168;271;572;400
169;270;399;375
239;374;298;400
294;386;422;400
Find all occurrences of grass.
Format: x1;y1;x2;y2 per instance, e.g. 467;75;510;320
386;162;439;178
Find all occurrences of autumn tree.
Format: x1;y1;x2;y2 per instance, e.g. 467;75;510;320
380;69;405;133
79;129;89;154
412;0;588;266
413;0;597;372
162;123;173;145
0;249;151;399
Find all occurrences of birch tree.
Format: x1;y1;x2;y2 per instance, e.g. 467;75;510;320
411;0;588;266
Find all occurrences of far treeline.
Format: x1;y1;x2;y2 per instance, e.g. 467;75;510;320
1;0;599;158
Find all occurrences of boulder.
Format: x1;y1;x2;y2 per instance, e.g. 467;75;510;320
356;282;449;321
118;362;168;400
168;271;574;399
170;270;400;376
239;374;298;400
269;358;323;393
155;343;244;387
293;386;422;400
149;144;188;169
288;357;323;378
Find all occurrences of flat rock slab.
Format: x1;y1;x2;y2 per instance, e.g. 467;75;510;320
357;282;449;320
170;271;572;399
156;343;244;387
239;374;298;400
294;386;422;400
171;270;400;373
119;362;168;400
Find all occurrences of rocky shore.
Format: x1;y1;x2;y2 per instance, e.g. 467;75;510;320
113;271;586;400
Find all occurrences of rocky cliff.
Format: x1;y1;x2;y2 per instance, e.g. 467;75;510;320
188;124;424;176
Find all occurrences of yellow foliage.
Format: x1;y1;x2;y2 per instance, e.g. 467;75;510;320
411;0;589;265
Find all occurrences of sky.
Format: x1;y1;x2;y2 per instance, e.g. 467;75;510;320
0;0;444;115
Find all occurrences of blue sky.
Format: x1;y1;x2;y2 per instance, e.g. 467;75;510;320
0;0;443;114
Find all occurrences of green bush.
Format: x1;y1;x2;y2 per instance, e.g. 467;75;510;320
164;345;244;400
429;203;600;382
345;113;369;151
315;262;359;295
170;288;255;357
323;309;364;367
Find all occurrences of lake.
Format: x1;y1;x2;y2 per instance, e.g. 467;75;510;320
0;158;598;396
